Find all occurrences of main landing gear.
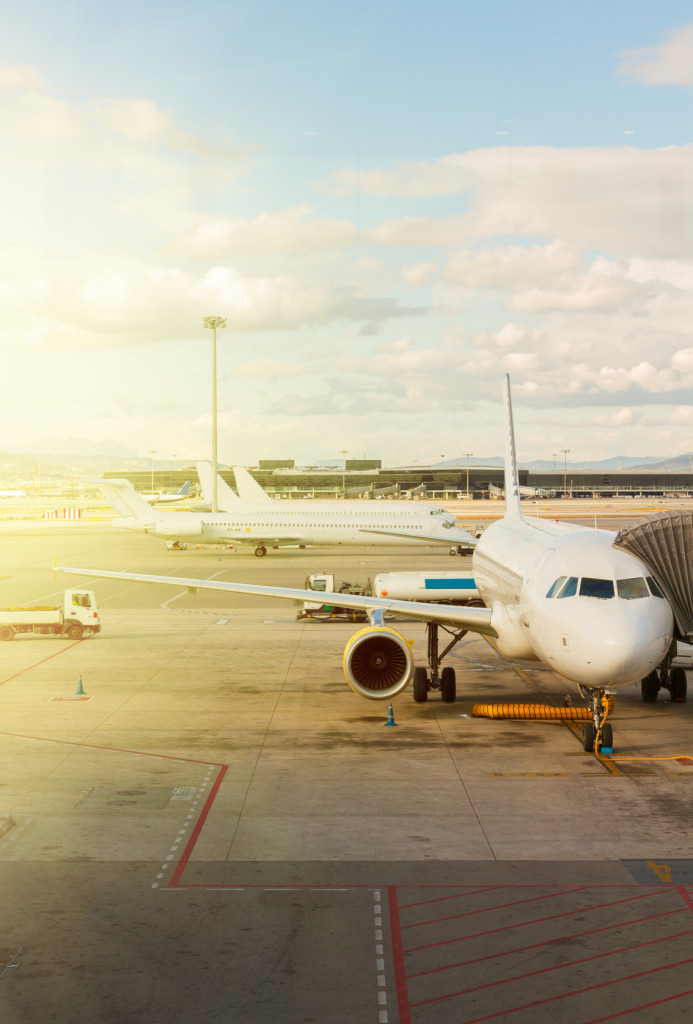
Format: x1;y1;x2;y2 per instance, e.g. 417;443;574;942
641;644;687;703
254;545;267;557
412;622;468;703
578;686;615;754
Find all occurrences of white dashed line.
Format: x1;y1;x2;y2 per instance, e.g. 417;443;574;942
373;890;388;1022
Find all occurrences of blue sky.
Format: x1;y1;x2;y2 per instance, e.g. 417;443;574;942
2;2;693;467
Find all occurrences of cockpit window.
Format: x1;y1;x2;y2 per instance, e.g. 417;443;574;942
580;578;614;599
546;576;567;598
557;576;578;598
617;577;649;600
646;576;665;599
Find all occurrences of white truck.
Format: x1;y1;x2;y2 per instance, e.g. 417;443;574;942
0;590;100;641
297;571;480;621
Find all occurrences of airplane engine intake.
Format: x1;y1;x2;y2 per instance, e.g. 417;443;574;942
343;625;413;700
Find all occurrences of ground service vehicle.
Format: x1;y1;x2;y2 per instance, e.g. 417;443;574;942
0;589;100;641
297;571;480;621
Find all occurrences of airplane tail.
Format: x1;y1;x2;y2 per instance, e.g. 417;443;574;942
195;462;244;509
503;375;524;520
94;478;155;519
177;480;191;497
233;465;272;502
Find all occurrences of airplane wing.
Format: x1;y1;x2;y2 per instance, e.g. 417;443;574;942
359;526;478;546
56;566;497;636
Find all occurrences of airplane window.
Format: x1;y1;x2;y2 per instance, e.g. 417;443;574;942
557;577;578;598
617;577;649;600
546;576;567;598
646;576;665;599
580;578;614;599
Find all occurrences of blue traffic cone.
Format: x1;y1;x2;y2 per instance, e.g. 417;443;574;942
75;674;85;695
384;702;398;727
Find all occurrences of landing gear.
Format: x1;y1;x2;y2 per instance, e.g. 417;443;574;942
578;686;614;754
640;642;688;703
411;622;467;702
254;546;267;557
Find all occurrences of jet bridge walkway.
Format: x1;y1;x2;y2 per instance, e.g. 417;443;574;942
614;509;693;642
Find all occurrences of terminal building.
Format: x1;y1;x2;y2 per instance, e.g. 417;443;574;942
103;460;693;499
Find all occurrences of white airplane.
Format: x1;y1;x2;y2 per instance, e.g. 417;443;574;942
227;463;448;516
0;489;27;498
141;481;191;505
94;475;478;557
59;377;678;753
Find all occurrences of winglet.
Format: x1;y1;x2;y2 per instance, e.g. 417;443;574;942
503;374;524;520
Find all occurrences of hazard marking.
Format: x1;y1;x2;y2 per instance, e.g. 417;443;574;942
648;860;673;883
49;695;94;702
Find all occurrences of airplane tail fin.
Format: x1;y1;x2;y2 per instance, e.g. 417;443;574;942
503;375;524;520
177;480;191;497
94;478;154;519
195;462;244;509
233;465;272;502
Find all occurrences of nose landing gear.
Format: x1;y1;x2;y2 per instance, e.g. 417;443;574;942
578;686;615;754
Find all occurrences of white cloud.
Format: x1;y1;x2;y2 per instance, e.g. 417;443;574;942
670;406;693;425
582;408;642;427
618;25;693;87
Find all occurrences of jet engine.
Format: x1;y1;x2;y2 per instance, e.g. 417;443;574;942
343;625;414;699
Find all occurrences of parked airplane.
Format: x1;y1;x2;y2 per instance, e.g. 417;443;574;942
95;475;478;556
59;377;678;753
227;463;449;516
141;481;191;505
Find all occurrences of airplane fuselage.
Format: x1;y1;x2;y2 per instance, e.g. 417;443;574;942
473;516;674;688
114;506;468;549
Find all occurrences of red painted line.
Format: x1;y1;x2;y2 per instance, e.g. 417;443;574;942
407;906;685;978
679;886;693;915
388;886;411;1024
401;886;589;929
0;730;226;766
169;765;228;888
448;955;693;1024
582;986;693;1023
409;928;693;1007
0;640;83;687
404;889;669;953
399;886;501;910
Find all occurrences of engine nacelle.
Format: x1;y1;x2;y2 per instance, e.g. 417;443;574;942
343;625;414;700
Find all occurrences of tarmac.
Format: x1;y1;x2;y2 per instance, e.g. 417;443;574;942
0;505;692;1022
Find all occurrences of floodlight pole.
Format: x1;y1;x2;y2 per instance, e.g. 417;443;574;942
464;453;473;498
341;450;348;497
561;449;570;499
203;316;227;513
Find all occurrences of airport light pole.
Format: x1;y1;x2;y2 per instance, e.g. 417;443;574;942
464;452;473;498
561;449;570;499
150;450;156;496
341;449;348;497
203;316;227;513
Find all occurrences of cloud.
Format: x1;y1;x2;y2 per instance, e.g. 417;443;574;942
236;358;321;378
581;408;642;427
339;145;693;260
618;25;693;87
168;205;357;259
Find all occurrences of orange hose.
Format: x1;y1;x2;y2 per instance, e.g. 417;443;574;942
472;703;591;721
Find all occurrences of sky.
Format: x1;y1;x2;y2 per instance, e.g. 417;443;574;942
2;0;693;468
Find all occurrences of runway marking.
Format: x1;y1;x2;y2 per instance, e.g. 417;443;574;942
0;640;84;688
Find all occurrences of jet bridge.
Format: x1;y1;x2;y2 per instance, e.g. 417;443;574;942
613;510;693;642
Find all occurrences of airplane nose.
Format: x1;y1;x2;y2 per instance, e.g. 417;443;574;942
583;610;669;684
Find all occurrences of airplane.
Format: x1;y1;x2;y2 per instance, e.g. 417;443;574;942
0;489;27;498
141;481;191;505
94;474;479;557
58;376;680;753
226;463;449;516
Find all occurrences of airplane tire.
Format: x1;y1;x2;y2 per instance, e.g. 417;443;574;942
641;672;660;703
670;667;687;703
0;625;15;641
440;666;456;703
254;546;267;558
582;722;595;752
599;722;614;751
413;667;428;703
